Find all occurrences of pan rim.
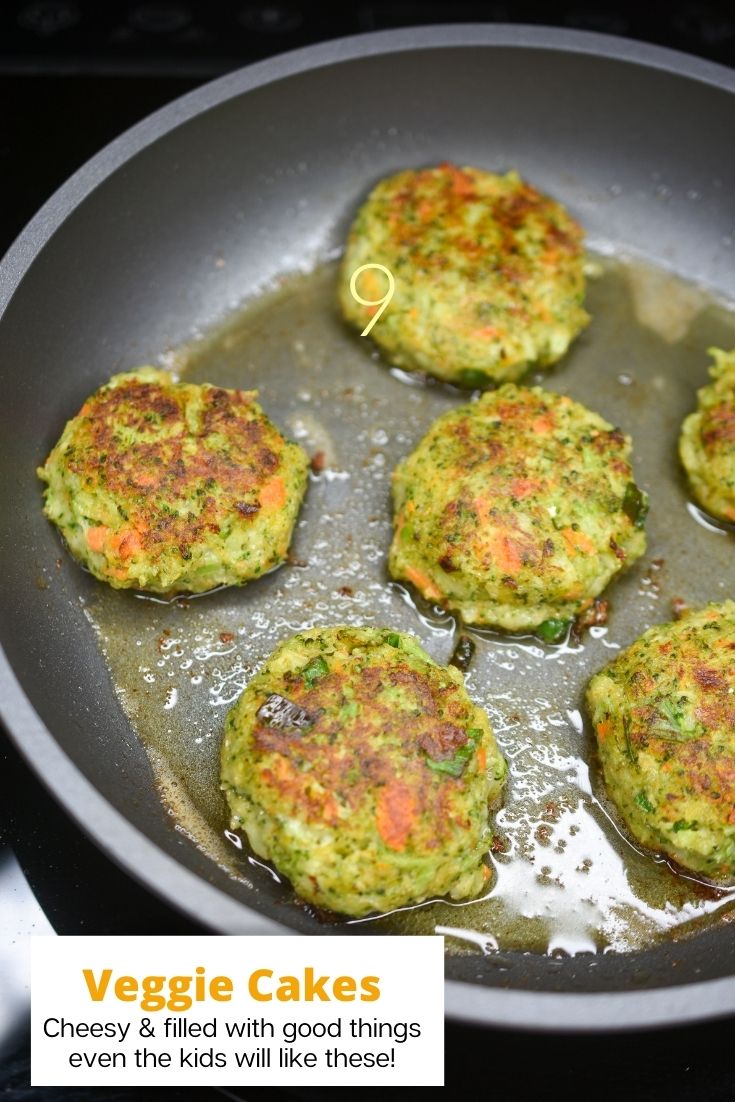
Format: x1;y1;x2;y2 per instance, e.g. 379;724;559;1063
2;23;735;1030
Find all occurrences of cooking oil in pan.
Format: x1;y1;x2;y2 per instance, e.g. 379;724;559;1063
83;253;735;955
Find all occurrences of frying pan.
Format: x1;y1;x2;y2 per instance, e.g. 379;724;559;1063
1;25;734;1032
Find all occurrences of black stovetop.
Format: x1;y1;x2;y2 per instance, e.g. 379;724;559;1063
2;3;735;1098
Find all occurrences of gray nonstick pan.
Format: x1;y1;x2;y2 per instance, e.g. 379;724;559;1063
1;25;735;1031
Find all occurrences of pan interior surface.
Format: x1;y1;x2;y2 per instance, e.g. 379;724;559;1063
85;253;735;959
1;29;734;1016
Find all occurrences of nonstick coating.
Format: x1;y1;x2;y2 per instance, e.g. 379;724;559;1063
1;26;734;1030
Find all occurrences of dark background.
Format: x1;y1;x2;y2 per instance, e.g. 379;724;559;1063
2;2;735;1099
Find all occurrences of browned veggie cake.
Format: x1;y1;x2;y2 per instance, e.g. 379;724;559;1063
221;626;507;916
389;384;648;636
37;367;308;593
339;162;589;386
679;347;735;524
586;601;735;881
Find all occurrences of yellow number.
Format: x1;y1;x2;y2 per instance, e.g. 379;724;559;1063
349;263;395;337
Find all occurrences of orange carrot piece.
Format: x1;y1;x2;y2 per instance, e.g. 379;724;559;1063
441;162;476;198
85;525;109;552
489;531;524;574
117;530;143;560
532;413;556;434
403;565;442;600
376;780;418;851
562;527;597;556
260;477;287;510
134;470;158;488
360;271;382;297
509;478;541;500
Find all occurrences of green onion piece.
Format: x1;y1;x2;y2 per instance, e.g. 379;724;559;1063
426;757;466;778
302;655;329;689
425;728;482;778
386;632;401;648
622;717;638;765
650;698;701;742
635;791;655;813
536;618;570;644
622;482;649;529
458;368;490;389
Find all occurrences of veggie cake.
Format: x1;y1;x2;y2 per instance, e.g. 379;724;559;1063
679;347;735;525
38;368;308;593
586;602;735;882
389;384;647;635
220;626;507;916
339;162;589;386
